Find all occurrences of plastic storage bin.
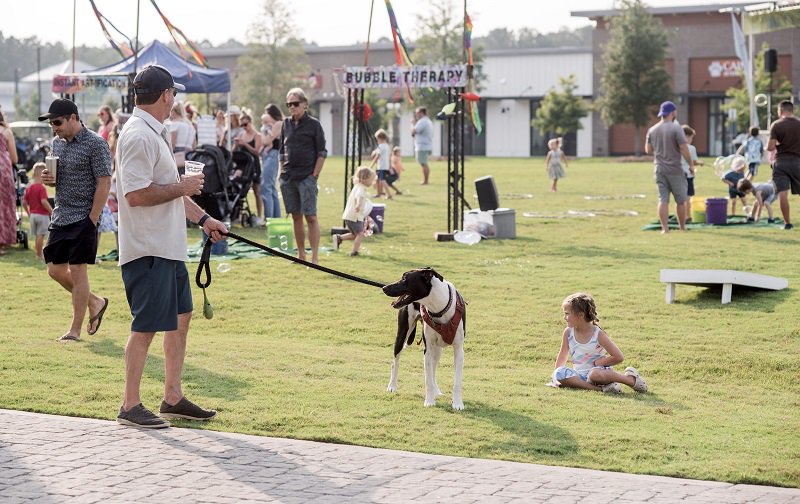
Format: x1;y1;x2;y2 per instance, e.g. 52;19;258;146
691;198;706;223
490;208;516;239
266;218;294;250
705;198;728;225
369;203;386;233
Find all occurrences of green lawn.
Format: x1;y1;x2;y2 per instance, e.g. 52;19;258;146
1;156;798;487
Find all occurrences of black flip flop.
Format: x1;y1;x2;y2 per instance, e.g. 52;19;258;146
87;297;109;335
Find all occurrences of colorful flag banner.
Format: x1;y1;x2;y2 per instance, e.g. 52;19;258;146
88;0;134;59
150;0;209;68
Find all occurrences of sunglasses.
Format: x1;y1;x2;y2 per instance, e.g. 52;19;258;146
286;101;301;108
164;88;178;97
49;117;66;126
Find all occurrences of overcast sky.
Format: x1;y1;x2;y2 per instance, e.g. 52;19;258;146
2;0;752;49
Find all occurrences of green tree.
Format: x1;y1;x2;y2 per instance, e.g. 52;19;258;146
234;0;310;114
531;75;589;137
13;91;41;121
723;42;793;132
595;0;672;155
410;0;484;115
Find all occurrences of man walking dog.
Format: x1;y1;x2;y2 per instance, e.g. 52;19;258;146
115;65;227;428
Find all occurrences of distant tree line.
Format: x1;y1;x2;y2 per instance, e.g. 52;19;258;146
474;26;593;50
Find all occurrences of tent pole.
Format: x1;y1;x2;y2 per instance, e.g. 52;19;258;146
227;93;232;152
134;0;141;74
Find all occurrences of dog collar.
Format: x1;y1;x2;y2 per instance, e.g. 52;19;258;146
426;285;453;319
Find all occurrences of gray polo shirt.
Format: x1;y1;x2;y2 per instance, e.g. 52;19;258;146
50;126;112;227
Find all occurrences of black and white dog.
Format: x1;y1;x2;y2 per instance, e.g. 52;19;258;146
382;267;465;410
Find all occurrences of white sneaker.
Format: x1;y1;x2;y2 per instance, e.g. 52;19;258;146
624;367;648;393
333;234;341;250
601;382;622;394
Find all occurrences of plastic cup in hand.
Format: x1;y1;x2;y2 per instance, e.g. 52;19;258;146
184;160;205;176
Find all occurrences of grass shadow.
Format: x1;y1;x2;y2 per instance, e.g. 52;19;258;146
678;285;792;311
554;245;656;261
85;339;250;400
460;400;578;459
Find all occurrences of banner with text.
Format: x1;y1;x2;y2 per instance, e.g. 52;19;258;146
52;74;130;94
342;65;468;89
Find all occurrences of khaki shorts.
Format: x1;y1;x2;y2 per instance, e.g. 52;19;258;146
415;149;431;165
655;169;688;204
30;214;50;237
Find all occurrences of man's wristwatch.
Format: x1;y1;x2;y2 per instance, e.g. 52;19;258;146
197;213;210;227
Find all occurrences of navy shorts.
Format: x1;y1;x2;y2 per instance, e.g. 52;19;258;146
280;175;318;216
687;177;695;197
121;257;193;333
377;170;388;181
44;216;98;265
385;172;399;184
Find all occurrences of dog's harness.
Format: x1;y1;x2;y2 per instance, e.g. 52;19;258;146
420;286;465;345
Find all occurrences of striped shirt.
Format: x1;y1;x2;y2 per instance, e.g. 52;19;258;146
568;326;606;373
50;126;112;227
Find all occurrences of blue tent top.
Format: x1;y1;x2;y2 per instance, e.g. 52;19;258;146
90;40;230;93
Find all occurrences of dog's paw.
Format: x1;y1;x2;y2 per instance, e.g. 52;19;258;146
424;399;436;407
452;401;464;411
387;384;397;392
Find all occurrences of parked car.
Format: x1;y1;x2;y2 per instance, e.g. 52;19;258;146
10;120;53;171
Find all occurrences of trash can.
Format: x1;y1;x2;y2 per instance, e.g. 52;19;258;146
705;198;728;225
369;203;386;233
266;218;294;250
490;208;516;239
691;198;706;223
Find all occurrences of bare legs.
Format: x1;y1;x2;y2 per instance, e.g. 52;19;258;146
779;190;791;226
290;212;320;264
658;201;687;233
122;312;191;411
557;369;636;391
47;262;105;339
420;163;430;185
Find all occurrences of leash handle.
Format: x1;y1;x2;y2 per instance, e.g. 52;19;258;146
224;231;386;289
195;238;213;288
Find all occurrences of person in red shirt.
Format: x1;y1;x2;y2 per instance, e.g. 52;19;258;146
22;162;54;260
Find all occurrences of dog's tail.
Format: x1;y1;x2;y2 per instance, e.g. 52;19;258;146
394;302;421;357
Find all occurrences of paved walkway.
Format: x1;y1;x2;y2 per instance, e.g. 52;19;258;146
1;409;798;504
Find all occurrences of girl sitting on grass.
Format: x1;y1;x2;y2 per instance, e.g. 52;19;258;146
550;292;648;394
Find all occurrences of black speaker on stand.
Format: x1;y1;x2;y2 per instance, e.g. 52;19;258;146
764;48;777;126
475;175;500;211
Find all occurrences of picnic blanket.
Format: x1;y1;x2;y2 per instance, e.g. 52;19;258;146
642;215;784;231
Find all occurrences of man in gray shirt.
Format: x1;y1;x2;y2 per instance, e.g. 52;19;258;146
645;101;694;233
411;107;433;185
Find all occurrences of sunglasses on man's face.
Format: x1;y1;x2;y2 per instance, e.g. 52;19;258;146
286;101;301;108
49;117;67;127
164;88;178;97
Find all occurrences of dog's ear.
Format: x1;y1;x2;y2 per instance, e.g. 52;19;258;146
420;267;443;283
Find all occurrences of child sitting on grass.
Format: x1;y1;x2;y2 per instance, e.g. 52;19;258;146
737;179;777;224
334;166;376;257
550;292;648;394
721;156;749;216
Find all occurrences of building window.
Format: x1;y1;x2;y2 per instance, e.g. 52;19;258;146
708;97;736;157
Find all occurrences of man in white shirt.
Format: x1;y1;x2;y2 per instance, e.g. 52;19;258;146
115;65;227;429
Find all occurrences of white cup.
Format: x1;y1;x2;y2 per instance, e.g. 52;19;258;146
184;160;205;175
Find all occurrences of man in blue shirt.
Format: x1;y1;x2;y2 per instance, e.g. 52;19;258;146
279;87;327;264
39;98;112;342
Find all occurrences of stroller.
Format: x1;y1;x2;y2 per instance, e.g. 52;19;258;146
13;165;29;250
187;145;259;227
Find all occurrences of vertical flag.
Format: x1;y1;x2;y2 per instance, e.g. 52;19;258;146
384;0;414;102
731;12;754;125
465;13;482;135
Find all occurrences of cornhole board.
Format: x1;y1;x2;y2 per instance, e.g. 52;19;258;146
660;269;788;304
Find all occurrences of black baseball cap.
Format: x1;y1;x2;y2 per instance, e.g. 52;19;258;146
38;98;79;121
132;64;186;95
